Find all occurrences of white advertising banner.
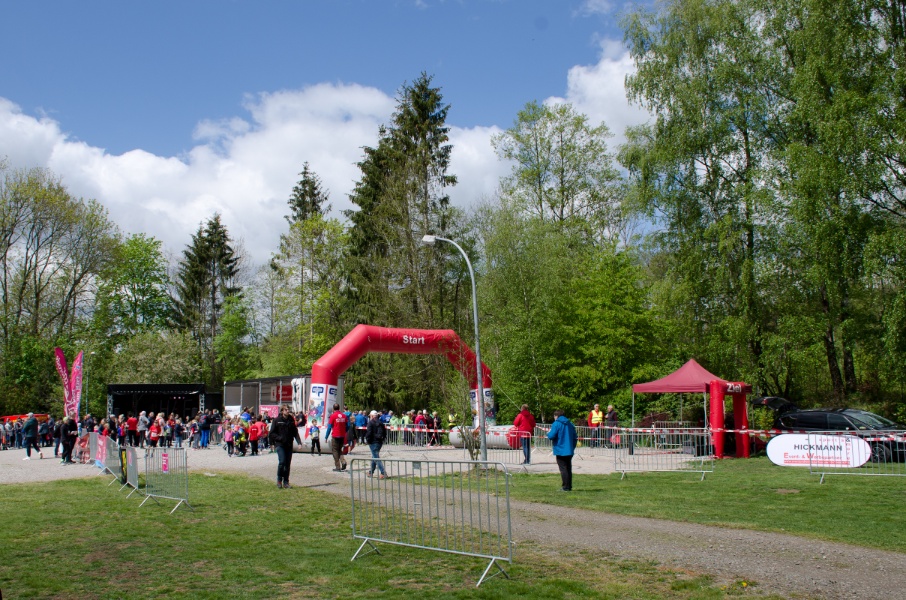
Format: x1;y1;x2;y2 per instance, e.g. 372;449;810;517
767;433;871;468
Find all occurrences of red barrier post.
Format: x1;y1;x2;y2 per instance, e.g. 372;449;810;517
709;380;725;458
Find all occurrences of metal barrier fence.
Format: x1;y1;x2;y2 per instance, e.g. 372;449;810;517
377;426;450;457
104;435;123;486
140;447;193;514
804;430;906;482
574;425;624;458
123;445;141;496
533;425;552;455
349;458;513;587
613;428;714;480
454;427;528;466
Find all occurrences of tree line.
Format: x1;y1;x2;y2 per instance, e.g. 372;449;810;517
2;1;905;425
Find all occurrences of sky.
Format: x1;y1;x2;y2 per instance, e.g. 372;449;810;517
0;0;651;265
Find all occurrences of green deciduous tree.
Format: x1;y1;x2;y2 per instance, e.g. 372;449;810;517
94;233;172;341
492;101;624;242
0;164;117;413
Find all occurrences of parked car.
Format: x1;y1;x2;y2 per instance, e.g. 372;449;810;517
751;397;906;462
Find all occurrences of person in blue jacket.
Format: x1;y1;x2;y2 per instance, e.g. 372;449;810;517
547;409;577;491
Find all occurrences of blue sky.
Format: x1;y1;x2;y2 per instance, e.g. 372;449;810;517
0;0;649;264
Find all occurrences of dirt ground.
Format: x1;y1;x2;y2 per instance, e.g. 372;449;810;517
2;443;904;599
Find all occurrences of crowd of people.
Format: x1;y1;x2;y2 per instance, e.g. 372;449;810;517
4;402;613;493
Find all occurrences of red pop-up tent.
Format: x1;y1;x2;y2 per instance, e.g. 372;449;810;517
631;359;751;458
631;359;725;425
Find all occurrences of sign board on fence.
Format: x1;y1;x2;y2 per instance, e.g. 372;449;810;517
161;453;170;474
259;404;280;418
767;433;870;468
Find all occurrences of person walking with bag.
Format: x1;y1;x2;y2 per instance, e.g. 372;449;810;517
365;410;388;478
547;409;577;492
269;405;302;489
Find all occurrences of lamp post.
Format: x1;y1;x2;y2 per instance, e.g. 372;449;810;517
421;234;487;462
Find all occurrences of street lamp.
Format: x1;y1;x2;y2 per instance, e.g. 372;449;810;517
421;234;487;462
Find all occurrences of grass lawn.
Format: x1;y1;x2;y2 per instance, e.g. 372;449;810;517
0;473;779;600
509;457;906;552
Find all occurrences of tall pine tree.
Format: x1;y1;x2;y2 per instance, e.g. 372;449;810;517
173;214;241;386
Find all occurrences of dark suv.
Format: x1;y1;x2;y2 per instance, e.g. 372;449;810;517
751;397;906;462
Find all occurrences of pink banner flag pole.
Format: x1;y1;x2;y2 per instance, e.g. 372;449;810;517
70;351;84;421
55;347;77;423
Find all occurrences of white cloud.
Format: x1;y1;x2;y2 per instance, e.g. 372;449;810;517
0;43;648;266
556;39;652;148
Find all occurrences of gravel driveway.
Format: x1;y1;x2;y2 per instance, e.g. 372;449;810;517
2;444;904;599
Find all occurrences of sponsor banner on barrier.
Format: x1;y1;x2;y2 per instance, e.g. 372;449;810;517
259;404;280;418
767;433;870;467
95;436;107;463
161;452;170;474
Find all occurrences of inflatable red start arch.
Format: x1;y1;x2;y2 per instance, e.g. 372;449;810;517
309;324;493;426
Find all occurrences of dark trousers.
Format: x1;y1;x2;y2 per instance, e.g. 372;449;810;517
61;441;74;463
310;439;321;454
276;445;293;484
24;436;40;457
521;436;531;464
556;455;573;490
331;437;347;469
251;439;259;455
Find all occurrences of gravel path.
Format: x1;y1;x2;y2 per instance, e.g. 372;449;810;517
2;444;904;599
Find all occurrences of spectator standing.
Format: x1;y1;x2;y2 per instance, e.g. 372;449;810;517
547;409;577;492
389;412;402;444
173;418;185;448
414;410;427;446
269;405;302;488
355;411;368;444
148;421;162;447
309;420;321;455
198;411;211;448
250;415;266;456
605;405;619;448
22;413;43;460
326;403;348;472
137;411;149;448
125;412;138;446
402;411;413;445
60;416;78;464
223;421;235;456
346;412;358;453
53;418;63;457
424;411;436;446
37;419;49;448
587;404;604;447
513;404;536;465
365;410;388;478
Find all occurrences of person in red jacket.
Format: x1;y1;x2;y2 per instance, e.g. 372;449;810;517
126;412;139;446
326;403;348;472
249;415;266;456
148;422;162;447
512;404;537;465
